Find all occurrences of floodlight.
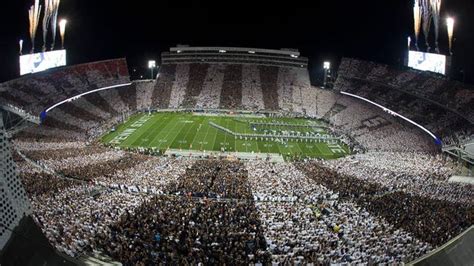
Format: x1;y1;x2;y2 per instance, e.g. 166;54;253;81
148;60;157;79
323;62;331;70
148;60;156;68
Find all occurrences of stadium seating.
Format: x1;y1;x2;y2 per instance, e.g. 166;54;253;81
0;59;130;115
2;55;472;264
149;63;315;113
335;58;474;144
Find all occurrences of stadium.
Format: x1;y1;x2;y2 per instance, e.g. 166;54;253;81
0;1;473;266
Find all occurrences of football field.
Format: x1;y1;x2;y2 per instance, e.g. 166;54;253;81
101;112;350;160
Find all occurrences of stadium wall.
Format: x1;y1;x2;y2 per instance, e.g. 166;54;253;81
0;113;31;250
409;226;474;266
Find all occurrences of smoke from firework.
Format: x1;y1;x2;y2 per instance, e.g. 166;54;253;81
430;0;442;53
29;0;42;53
42;0;54;52
50;0;61;50
413;0;422;50
421;0;432;51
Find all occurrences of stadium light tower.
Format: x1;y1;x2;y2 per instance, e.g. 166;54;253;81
148;60;156;80
323;61;331;88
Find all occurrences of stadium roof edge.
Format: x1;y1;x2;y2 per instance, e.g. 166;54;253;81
169;46;301;57
340;91;441;143
44;82;132;114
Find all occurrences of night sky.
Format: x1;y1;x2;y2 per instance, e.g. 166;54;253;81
1;0;473;84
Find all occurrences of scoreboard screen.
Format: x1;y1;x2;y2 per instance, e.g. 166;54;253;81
20;50;67;76
408;51;446;75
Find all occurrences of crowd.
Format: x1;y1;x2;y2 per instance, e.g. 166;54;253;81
242;65;266;111
196;65;225;109
93;160;269;264
33;184;149;257
337;57;474;123
152;65;175;108
179;64;207;108
168;64;190;109
4;56;473;264
325;153;472;205
246;161;431;264
26;83;138;141
0;59;130;115
5;59;331;144
326;96;436;152
95;157;193;193
167;160;253;199
259;65;280;110
96;195;268;265
12;136;472;264
335;58;473;142
296;161;473;247
220;65;243;109
16;124;85;142
13;134;466;263
135;80;155;110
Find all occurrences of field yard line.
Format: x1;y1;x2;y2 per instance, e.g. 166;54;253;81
120;114;159;146
235;120;247;153
232;119;238;152
105;112;351;160
195;119;211;150
129;114;171;147
304;143;319;158
129;115;165;145
275;142;285;157
149;115;184;148
222;119;228;146
180;117;201;148
313;143;324;157
161;121;188;149
102;114;142;144
314;142;334;157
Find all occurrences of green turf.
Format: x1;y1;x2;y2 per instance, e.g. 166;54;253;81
101;112;351;160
